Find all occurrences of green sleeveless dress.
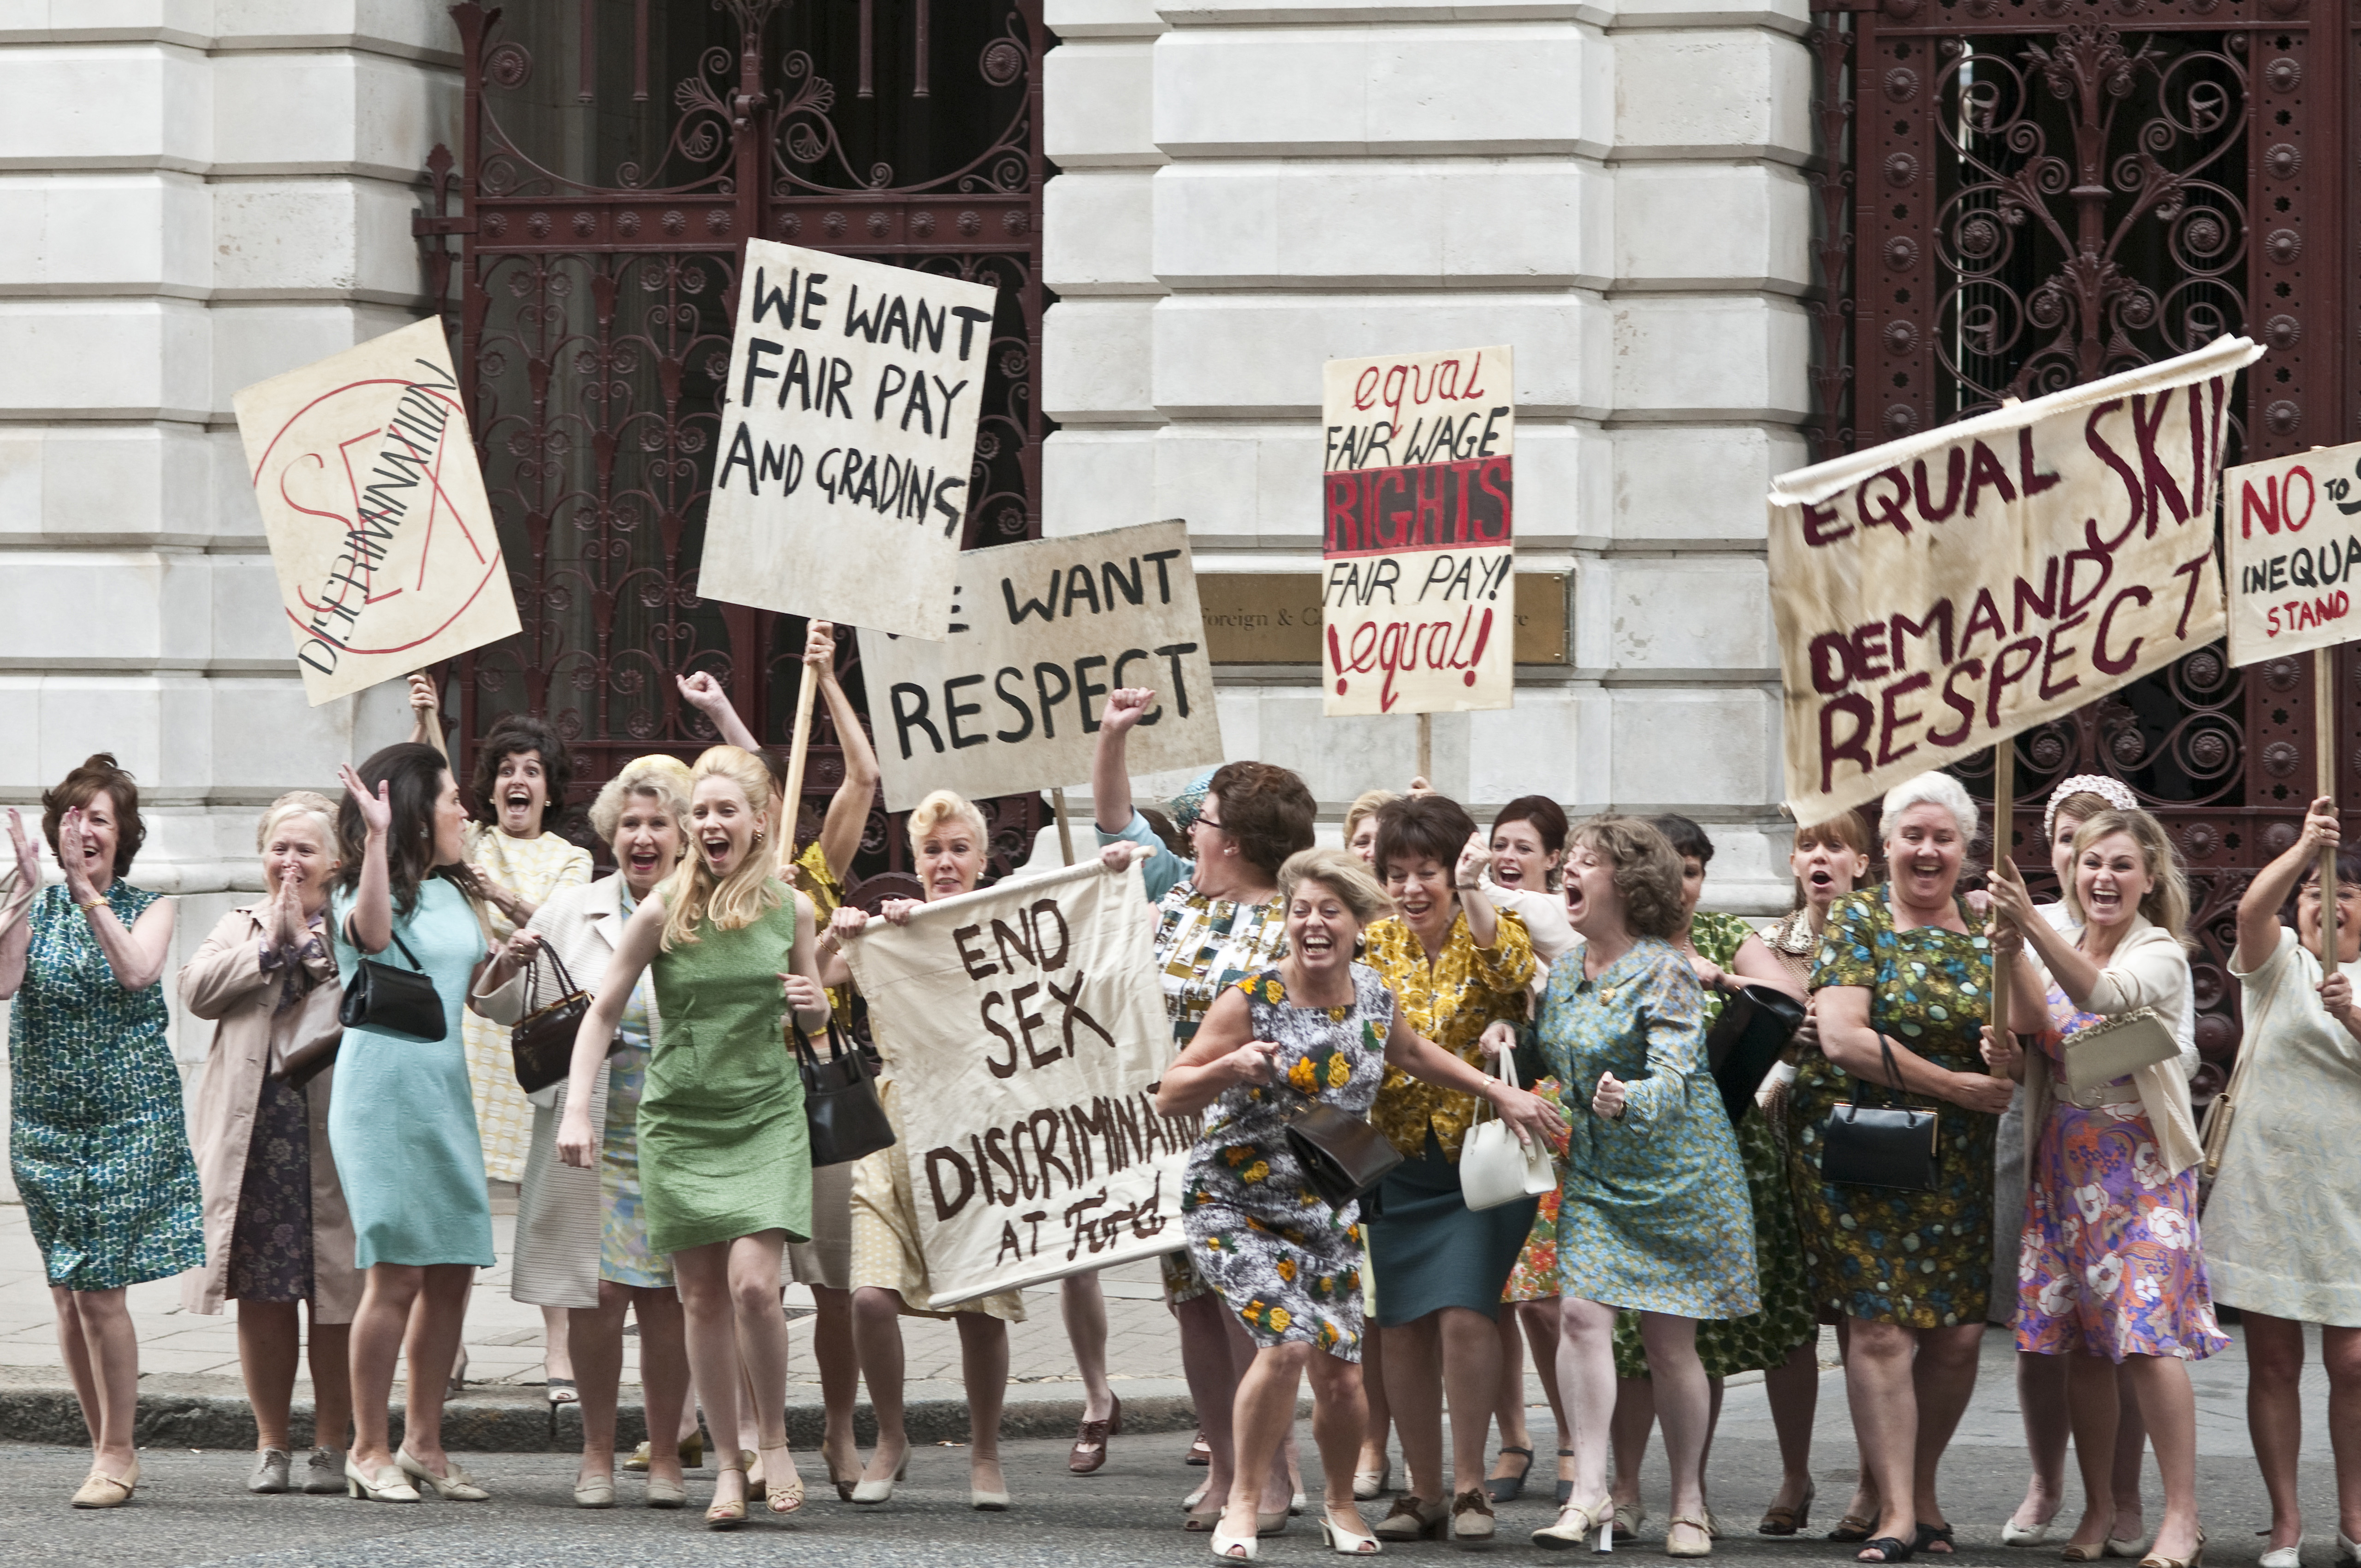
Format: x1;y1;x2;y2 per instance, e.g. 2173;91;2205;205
640;883;811;1254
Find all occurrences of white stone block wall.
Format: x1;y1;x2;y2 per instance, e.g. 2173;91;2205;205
1041;0;1810;911
0;4;457;1063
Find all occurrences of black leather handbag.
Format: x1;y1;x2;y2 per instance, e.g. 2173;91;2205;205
1821;1032;1940;1191
1286;1099;1403;1211
509;944;592;1095
337;926;445;1042
791;1017;896;1167
1705;983;1805;1126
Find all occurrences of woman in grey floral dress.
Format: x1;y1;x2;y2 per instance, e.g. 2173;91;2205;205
1160;848;1560;1559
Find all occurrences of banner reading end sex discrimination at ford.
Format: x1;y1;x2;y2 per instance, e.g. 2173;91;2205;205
1770;336;2261;823
858;520;1224;811
2222;439;2361;668
1320;345;1514;716
840;858;1191;1308
233;319;521;706
700;239;998;641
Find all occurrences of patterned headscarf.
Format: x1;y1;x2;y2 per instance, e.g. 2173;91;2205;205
1167;768;1219;834
2041;773;2139;846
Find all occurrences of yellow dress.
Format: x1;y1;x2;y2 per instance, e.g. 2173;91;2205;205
462;823;592;1184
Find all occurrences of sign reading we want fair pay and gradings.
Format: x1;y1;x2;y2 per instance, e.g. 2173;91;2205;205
1320;345;1514;716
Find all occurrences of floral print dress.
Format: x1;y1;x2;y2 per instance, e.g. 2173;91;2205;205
1181;966;1394;1360
2014;980;2225;1361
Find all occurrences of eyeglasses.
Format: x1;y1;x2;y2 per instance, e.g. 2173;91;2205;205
1194;813;1226;833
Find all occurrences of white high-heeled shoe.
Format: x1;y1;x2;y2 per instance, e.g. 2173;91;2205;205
2003;1516;2056;1547
850;1449;910;1504
2260;1536;2304;1568
1322;1507;1383;1555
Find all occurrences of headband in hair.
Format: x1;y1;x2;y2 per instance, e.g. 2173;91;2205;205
2042;774;2139;846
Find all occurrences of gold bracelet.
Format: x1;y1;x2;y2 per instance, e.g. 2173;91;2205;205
76;897;107;914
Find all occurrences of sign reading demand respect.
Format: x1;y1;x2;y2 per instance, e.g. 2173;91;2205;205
1769;336;2261;823
2222;438;2361;668
700;240;998;641
858;520;1223;812
233;319;521;706
840;858;1191;1308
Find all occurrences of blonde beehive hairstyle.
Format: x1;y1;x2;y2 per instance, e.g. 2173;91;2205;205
906;788;989;857
659;745;783;949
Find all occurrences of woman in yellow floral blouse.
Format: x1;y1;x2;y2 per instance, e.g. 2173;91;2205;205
1362;794;1540;1548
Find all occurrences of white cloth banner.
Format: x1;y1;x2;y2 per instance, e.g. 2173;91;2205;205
857;521;1223;811
700;239;998;640
1768;337;2262;823
232;319;521;705
2222;439;2361;667
841;858;1192;1308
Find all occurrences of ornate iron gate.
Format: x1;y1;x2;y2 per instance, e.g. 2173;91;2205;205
1805;0;2357;1091
414;0;1050;881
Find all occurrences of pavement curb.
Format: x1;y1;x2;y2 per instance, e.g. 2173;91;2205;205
0;1385;1201;1454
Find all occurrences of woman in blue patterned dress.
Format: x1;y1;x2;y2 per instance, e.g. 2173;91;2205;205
1518;814;1757;1557
1160;848;1561;1560
1;755;203;1509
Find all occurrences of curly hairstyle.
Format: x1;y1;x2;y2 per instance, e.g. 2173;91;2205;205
1207;762;1317;879
907;788;989;855
1277;847;1394;928
334;743;485;917
2064;809;2194;947
1375;793;1477;881
660;746;783;950
588;754;693;843
1568;814;1687;941
469;712;574;834
255;790;339;856
42;752;145;879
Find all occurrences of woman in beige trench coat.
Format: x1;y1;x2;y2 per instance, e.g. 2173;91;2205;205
178;792;361;1496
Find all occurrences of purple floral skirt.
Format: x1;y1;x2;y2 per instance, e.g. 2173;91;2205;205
226;1074;315;1303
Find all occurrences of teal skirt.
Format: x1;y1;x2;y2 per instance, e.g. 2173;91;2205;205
1366;1131;1536;1325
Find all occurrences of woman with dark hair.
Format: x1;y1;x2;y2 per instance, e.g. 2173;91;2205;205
329;743;540;1504
0;757;202;1508
2210;796;2361;1568
1600;815;1814;1541
1361;791;1539;1547
1094;685;1318;1531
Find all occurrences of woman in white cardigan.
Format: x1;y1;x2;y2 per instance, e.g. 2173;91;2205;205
1985;808;2223;1568
474;755;694;1509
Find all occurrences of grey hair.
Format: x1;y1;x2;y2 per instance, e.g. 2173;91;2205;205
1879;771;1979;846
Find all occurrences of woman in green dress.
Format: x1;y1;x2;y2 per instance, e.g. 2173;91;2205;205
1602;816;1814;1541
558;744;832;1530
1;756;202;1509
1792;772;2016;1565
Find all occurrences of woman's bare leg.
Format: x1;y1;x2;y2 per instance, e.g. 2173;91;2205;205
236;1300;303;1452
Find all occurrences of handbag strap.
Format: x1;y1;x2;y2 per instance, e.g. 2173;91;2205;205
1850;1031;1910;1107
524;939;576;1012
789;1012;854;1072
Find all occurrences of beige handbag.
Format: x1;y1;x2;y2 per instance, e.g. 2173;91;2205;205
2059;1006;2178;1097
1460;1050;1557;1211
2199;1014;2260;1189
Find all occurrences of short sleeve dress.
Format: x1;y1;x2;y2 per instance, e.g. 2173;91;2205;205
460;824;592;1184
1181;966;1395;1360
8;882;204;1291
1791;886;1997;1327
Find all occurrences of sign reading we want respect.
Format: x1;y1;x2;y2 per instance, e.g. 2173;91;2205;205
1769;336;2262;822
233;320;521;705
701;240;998;640
1320;345;1515;716
859;521;1224;811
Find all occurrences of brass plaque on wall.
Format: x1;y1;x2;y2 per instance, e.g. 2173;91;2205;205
1198;573;1568;665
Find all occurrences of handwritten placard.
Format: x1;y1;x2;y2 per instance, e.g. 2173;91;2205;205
232;319;520;706
2222;439;2361;667
1319;344;1515;715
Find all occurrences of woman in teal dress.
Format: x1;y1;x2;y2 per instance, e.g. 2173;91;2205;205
558;744;831;1529
1517;815;1756;1557
330;743;538;1506
1;755;202;1509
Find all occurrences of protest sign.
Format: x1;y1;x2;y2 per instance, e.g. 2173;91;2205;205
1768;335;2262;824
700;239;999;641
233;319;520;706
839;857;1191;1307
1319;345;1515;716
2223;439;2361;667
857;521;1223;811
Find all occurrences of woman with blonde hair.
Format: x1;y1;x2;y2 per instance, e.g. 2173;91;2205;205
1345;791;1399;864
821;788;1029;1509
1985;808;2216;1568
178;791;360;1496
477;754;697;1508
557;744;832;1528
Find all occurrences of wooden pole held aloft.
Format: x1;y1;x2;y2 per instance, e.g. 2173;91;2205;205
1051;786;1076;867
1417;711;1433;784
777;658;819;872
2319;651;2340;974
1989;736;2015;1072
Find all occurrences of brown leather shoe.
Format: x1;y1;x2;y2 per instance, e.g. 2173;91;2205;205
1068;1393;1122;1474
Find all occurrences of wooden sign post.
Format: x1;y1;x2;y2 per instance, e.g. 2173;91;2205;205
1990;737;2014;1071
2319;652;2339;972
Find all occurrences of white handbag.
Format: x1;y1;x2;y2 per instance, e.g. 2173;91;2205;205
1459;1048;1558;1211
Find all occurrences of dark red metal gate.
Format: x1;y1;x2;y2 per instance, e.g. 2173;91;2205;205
1804;0;2359;1088
415;0;1050;881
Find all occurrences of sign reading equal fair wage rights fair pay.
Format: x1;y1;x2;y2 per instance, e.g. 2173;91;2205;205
701;240;998;641
1768;334;2263;823
839;857;1192;1308
1320;345;1515;716
858;521;1224;812
2222;438;2361;666
233;319;521;706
